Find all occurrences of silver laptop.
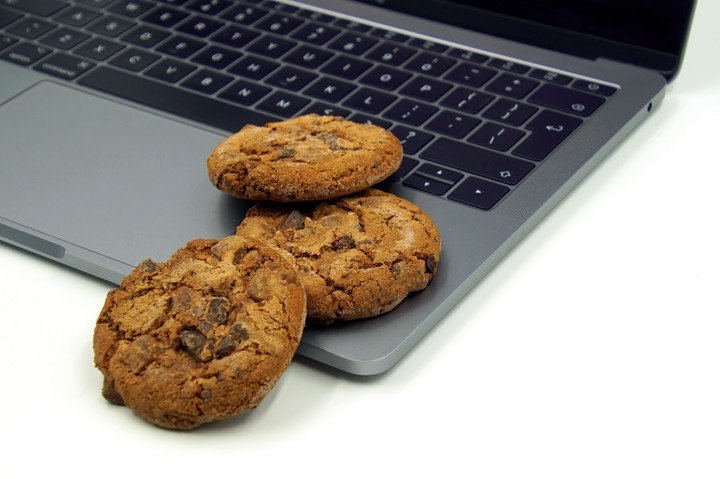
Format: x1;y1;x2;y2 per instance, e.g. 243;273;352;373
0;0;696;374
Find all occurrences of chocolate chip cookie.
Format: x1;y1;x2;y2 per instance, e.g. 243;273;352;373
235;189;441;323
206;114;402;202
93;235;306;429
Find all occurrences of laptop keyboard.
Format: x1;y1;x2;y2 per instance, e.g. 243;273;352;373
0;0;617;211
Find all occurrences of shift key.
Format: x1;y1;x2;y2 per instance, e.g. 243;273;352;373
420;137;534;185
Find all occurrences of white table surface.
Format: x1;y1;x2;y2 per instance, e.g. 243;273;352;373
2;2;719;478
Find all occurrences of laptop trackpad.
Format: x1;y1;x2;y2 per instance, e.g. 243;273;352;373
0;81;249;267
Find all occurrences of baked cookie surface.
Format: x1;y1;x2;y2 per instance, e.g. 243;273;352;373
207;114;402;202
93;236;306;430
235;189;441;323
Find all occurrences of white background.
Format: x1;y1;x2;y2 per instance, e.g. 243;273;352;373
2;2;718;478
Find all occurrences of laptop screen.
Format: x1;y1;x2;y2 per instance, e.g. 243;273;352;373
355;0;696;77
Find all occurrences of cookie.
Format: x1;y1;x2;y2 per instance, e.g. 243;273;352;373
235;189;441;323
93;235;306;430
206;114;402;202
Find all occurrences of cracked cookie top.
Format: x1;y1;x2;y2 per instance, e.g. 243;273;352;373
206;114;402;202
235;189;442;323
93;235;306;430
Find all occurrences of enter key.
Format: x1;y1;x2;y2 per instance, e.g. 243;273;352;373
512;110;582;161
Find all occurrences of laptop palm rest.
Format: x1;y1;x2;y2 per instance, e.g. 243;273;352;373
0;81;251;269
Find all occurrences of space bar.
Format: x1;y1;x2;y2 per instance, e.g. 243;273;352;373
77;67;277;132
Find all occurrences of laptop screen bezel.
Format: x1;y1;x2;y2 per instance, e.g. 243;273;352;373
351;0;697;80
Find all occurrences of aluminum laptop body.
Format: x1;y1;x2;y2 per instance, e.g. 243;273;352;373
0;0;696;374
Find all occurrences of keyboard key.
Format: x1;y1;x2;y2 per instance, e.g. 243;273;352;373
181;68;232;94
421;138;534;185
121;25;170;48
426;111;480;138
328;33;377;56
301;102;351;118
1;42;52;65
304;77;355;102
41;28;89;50
488;58;529;74
0;0;65;16
187;0;232;16
256;14;303;35
365;42;415;66
370;28;409;43
211;25;259;49
441;87;493;114
384;99;437;126
7;18;55;39
572;79;616;96
155;34;204;58
406;52;455;76
399;77;452;102
32;52;95;79
75;37;124;60
192;45;240;69
417;163;463;184
228;55;278;80
360;65;412;91
482;98;538;126
0;34;18;51
408;38;448;53
390;126;433;155
109;0;154;18
55;7;101;27
529;68;572;85
291;22;340;45
343;87;397;114
78;67;277;132
109;48;159;71
87;15;133;37
284;45;333;69
0;7;21;28
222;4;267;25
266;66;317;91
297;9;333;23
468;123;524;151
485;73;539;99
321;54;371;80
444;63;495;87
404;174;451;196
512;110;582;161
448;176;509;210
528;84;604;117
144;58;195;83
257;91;310;118
219;79;271;106
263;1;298;13
348;113;391;129
386;157;418;182
176;16;223;38
447;48;488;64
246;35;293;58
77;0;113;6
142;6;189;28
333;18;371;33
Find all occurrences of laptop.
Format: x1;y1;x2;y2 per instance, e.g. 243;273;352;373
0;0;696;375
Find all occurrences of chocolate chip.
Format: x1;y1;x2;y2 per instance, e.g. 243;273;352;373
318;133;339;144
180;330;206;359
390;260;405;277
232;247;249;264
332;235;356;251
197;321;211;333
425;253;438;274
138;259;158;273
199;389;212;401
276;148;296;159
214;337;236;359
230;323;250;341
102;378;125;406
206;297;230;324
170;286;192;312
281;210;307;230
246;276;270;302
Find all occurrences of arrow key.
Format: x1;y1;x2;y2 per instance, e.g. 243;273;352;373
448;176;509;210
417;163;463;184
145;59;196;84
403;174;452;196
